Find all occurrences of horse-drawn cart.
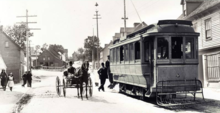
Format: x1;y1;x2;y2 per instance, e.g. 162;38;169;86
56;63;93;100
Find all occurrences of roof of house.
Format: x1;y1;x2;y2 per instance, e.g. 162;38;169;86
1;31;23;50
181;0;204;5
132;22;147;33
120;27;134;34
179;0;220;20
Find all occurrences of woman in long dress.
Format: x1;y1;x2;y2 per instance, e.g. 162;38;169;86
0;69;8;91
8;72;14;91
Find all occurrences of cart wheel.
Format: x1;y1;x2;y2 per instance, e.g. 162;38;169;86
88;78;93;97
56;76;61;96
63;79;66;97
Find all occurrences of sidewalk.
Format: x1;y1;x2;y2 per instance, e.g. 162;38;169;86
0;70;43;113
203;88;220;101
0;82;31;113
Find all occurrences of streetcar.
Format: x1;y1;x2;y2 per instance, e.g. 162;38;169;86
109;20;204;106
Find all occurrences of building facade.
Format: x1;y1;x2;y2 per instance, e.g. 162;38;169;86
33;50;65;67
179;0;220;87
0;26;25;83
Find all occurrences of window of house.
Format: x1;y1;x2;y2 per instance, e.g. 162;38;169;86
113;48;116;63
135;42;140;60
183;1;187;16
205;18;212;40
48;57;50;60
43;57;46;61
172;37;183;59
120;46;124;61
129;43;133;61
185;38;194;59
157;38;169;59
5;41;9;48
144;41;149;61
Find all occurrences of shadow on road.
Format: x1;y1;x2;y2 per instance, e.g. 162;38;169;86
120;92;220;113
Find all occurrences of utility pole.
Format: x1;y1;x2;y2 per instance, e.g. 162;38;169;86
17;9;40;72
122;0;128;36
92;28;95;71
93;2;101;69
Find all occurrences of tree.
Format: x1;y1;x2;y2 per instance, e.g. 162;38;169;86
84;36;101;61
34;45;41;55
41;43;48;51
4;22;33;49
77;47;86;61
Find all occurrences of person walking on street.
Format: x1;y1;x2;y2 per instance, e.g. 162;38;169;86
98;63;107;92
22;71;27;87
0;69;8;91
8;72;14;91
27;71;32;87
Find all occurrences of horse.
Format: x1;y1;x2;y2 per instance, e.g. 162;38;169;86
75;61;90;100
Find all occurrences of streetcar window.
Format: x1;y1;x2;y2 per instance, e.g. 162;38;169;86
117;47;120;62
120;46;124;61
157;37;169;59
172;37;183;59
129;43;133;61
144;41;149;61
135;42;140;59
110;49;113;62
124;45;128;61
185;38;194;59
113;48;116;62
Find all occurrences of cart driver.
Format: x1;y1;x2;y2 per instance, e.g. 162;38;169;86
67;61;76;82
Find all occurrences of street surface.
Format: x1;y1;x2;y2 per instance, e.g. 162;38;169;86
1;69;220;113
20;70;220;113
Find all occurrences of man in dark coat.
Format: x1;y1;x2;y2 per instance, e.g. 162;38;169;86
0;69;8;91
67;61;76;84
106;55;113;88
98;63;107;92
26;71;32;87
22;71;28;87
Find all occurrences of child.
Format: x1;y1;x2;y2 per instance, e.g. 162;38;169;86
8;72;14;91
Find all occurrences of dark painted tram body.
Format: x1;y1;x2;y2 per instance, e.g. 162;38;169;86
109;20;204;105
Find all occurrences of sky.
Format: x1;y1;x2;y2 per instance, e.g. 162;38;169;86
0;0;182;57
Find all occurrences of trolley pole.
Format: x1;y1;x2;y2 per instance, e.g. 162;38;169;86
93;2;101;69
17;9;40;72
122;0;128;36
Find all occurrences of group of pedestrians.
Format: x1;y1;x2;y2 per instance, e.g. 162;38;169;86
98;56;114;92
22;71;32;87
0;69;33;91
0;69;14;91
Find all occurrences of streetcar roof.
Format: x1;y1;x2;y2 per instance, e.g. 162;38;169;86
109;20;199;49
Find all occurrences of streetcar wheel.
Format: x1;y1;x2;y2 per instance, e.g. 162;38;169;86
63;79;66;97
139;88;145;100
56;76;61;96
119;83;123;93
88;78;93;97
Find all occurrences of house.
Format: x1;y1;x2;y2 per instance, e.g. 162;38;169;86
100;22;147;65
99;41;113;64
33;49;65;67
178;0;220;87
0;26;25;83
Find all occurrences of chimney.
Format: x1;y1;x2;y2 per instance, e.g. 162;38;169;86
134;23;140;28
